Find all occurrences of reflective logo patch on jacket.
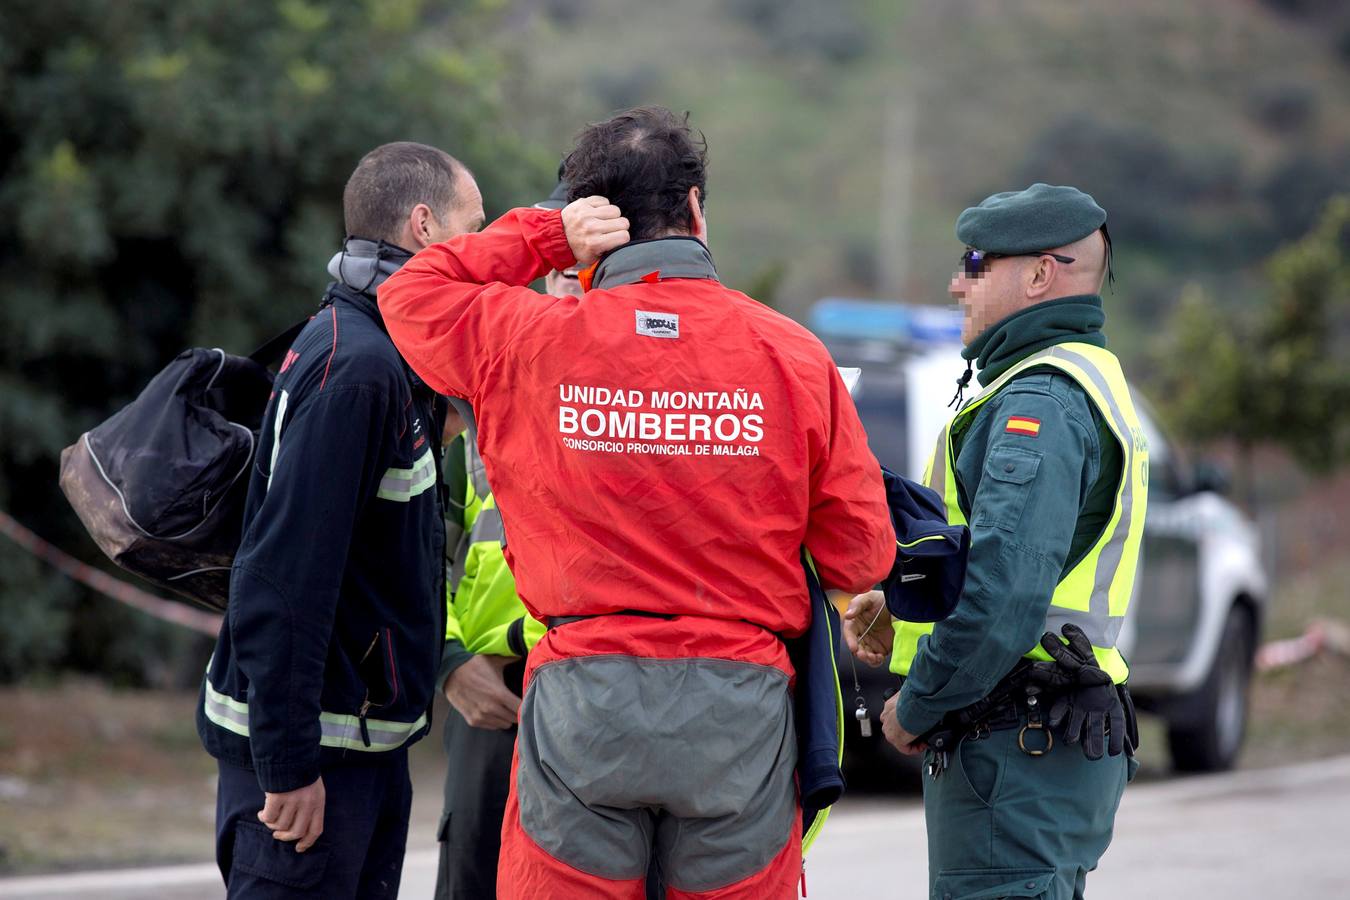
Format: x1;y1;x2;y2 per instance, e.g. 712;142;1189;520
635;310;679;339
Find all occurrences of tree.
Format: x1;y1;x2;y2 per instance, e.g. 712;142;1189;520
1155;196;1350;496
0;0;548;682
1258;195;1350;470
1155;286;1253;444
1153;285;1263;501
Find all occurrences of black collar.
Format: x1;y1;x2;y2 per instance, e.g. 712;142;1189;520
590;236;719;290
324;281;384;331
321;283;434;394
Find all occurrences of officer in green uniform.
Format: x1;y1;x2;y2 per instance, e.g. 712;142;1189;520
845;184;1147;900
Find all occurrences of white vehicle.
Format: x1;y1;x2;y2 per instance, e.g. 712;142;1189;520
814;299;1268;774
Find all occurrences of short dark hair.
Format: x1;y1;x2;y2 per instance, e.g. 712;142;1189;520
563;106;708;241
343;142;463;244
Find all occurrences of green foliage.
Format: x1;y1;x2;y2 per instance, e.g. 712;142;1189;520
723;0;871;64
509;0;1350;331
0;542;78;682
5;0;1350;680
1153;285;1254;447
1156;197;1350;474
1017;115;1254;259
737;261;788;310
1258;196;1350;469
0;0;546;683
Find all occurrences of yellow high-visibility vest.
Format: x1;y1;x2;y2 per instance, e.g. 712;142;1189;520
890;342;1149;684
445;438;544;657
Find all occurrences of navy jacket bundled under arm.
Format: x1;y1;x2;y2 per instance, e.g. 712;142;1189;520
198;285;445;793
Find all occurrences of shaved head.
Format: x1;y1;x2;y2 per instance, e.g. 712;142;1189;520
1046;230;1109;295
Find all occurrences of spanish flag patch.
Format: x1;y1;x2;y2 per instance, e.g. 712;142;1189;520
1006;416;1041;437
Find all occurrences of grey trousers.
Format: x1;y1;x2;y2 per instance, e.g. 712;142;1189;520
513;654;799;895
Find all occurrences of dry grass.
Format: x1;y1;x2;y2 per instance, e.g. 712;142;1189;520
0;683;452;875
0;680;216;873
1244;559;1350;766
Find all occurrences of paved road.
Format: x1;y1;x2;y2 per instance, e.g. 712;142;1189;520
3;755;1347;899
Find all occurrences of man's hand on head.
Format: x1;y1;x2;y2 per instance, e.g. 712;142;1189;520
562;196;630;266
259;776;326;852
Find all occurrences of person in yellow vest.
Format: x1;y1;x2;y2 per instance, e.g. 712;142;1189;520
432;180;581;900
844;184;1147;900
434;420;544;899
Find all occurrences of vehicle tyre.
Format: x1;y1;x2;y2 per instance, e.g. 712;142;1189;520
1166;605;1254;773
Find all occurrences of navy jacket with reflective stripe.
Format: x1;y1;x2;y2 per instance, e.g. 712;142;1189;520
197;283;445;793
794;468;968;832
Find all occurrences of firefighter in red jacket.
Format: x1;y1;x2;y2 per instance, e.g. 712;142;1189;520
379;106;893;900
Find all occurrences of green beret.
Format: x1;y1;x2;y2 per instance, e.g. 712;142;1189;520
955;183;1106;253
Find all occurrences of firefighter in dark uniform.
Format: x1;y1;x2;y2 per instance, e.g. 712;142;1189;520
198;143;484;899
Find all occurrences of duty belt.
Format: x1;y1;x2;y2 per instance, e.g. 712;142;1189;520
907;664;1137;779
905;661;1056;778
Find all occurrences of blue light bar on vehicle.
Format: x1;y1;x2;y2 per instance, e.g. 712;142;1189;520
810;298;963;345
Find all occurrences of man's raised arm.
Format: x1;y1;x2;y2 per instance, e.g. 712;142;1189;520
378;198;628;398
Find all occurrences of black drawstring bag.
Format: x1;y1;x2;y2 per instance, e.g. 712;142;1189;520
59;320;306;611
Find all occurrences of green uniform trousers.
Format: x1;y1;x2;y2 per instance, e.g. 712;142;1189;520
922;723;1137;900
435;662;524;900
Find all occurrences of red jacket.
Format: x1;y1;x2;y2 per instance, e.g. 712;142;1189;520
379;209;892;663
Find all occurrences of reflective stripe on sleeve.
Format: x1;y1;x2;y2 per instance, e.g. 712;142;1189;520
376;448;437;502
265;390;289;492
465;435;491;505
202;676;427;752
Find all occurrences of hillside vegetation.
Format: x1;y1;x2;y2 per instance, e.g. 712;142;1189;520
497;0;1350;354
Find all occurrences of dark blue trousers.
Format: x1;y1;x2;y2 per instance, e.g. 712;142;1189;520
215;750;412;899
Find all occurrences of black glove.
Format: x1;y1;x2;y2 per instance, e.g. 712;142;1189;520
1025;623;1096;692
1038;624;1125;761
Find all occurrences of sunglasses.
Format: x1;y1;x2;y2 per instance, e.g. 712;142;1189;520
960;248;1076;278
